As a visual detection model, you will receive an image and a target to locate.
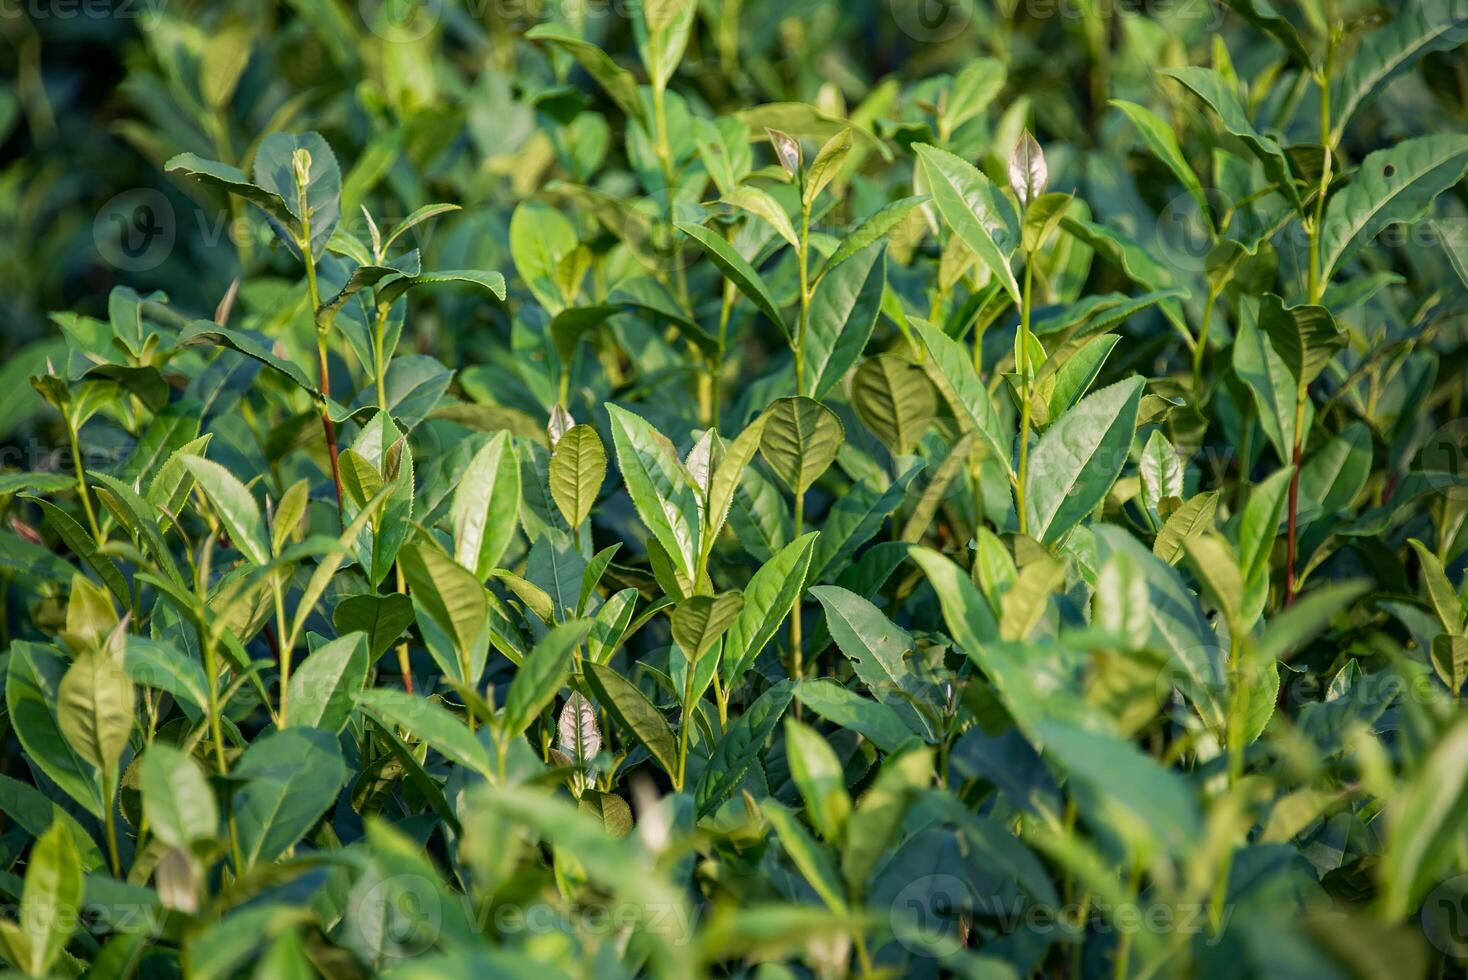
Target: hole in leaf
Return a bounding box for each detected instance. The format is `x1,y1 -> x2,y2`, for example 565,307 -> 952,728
1383,164 -> 1397,178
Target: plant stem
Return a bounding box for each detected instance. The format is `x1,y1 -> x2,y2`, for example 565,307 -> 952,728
373,302 -> 390,412
711,272 -> 735,431
301,221 -> 345,530
1192,284 -> 1220,398
395,563 -> 414,694
102,770 -> 121,877
66,418 -> 104,545
651,82 -> 688,306
794,197 -> 812,397
1014,255 -> 1035,536
1285,393 -> 1306,606
675,661 -> 696,790
789,491 -> 805,693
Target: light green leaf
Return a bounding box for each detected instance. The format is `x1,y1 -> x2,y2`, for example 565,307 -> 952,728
451,431 -> 521,579
759,396 -> 843,496
607,404 -> 703,581
1025,377 -> 1144,544
914,143 -> 1021,302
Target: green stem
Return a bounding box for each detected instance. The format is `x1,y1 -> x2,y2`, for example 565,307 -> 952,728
711,276 -> 735,431
67,418 -> 104,545
301,215 -> 345,529
651,82 -> 688,306
789,491 -> 805,692
794,198 -> 812,397
102,769 -> 121,877
675,661 -> 696,790
1192,284 -> 1221,400
1306,40 -> 1335,304
1014,255 -> 1035,535
1285,392 -> 1306,606
373,303 -> 390,412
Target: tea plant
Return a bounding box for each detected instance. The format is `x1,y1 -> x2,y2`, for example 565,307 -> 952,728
3,0 -> 1468,976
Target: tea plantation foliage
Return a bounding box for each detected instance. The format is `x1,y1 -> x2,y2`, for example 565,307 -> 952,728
4,0 -> 1468,976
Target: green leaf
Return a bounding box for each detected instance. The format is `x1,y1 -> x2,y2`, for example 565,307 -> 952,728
707,414 -> 769,546
785,719 -> 852,846
1409,539 -> 1465,636
503,620 -> 589,737
1239,466 -> 1294,624
723,532 -> 819,688
1162,67 -> 1301,209
399,542 -> 488,678
1233,302 -> 1307,463
1431,634 -> 1468,694
57,650 -> 134,774
525,25 -> 649,127
1110,99 -> 1211,226
803,244 -> 886,400
1257,294 -> 1343,390
286,633 -> 368,733
354,688 -> 494,777
253,131 -> 342,257
817,196 -> 928,281
375,269 -> 506,309
795,678 -> 915,753
582,661 -> 678,778
1298,423 -> 1372,523
550,424 -> 606,530
804,128 -> 854,206
671,591 -> 744,662
1153,491 -> 1221,564
696,681 -> 793,817
677,220 -> 789,339
1024,377 -> 1144,544
724,185 -> 798,249
913,143 -> 1021,302
25,496 -> 129,606
332,593 -> 415,662
1331,0 -> 1468,140
1380,715 -> 1468,918
180,455 -> 270,564
178,322 -> 322,398
607,404 -> 703,582
451,431 -> 521,579
1035,716 -> 1200,856
232,728 -> 348,868
510,201 -> 580,314
761,799 -> 847,911
164,153 -> 292,226
1092,526 -> 1226,727
1183,535 -> 1245,627
1320,134 -> 1468,280
911,318 -> 1012,473
851,354 -> 938,456
841,747 -> 932,894
18,822 -> 83,977
759,396 -> 843,496
140,744 -> 218,849
1219,0 -> 1312,65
